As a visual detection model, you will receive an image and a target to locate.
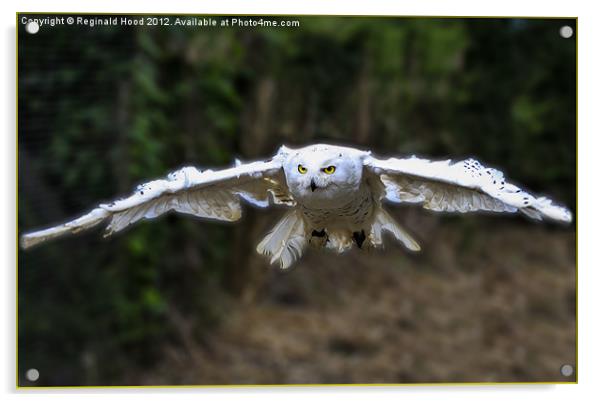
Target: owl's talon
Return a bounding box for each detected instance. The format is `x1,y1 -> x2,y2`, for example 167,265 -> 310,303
310,229 -> 329,247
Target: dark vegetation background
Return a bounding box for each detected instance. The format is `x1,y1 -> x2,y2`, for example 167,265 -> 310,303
17,16 -> 576,386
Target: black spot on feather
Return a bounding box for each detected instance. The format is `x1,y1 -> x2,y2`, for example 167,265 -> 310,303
312,229 -> 326,238
353,230 -> 366,249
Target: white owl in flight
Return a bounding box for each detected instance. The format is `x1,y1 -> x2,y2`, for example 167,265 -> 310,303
21,144 -> 572,269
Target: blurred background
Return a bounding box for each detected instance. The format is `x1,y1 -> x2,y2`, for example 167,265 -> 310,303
18,15 -> 576,386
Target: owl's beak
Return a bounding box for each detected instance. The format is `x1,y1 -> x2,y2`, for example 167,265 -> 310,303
310,179 -> 317,192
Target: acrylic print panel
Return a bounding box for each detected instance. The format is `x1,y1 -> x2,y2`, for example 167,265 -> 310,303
17,14 -> 576,387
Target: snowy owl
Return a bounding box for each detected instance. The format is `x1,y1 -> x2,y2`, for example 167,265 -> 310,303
20,144 -> 572,269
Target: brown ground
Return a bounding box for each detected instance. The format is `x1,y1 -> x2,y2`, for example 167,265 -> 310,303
130,214 -> 576,385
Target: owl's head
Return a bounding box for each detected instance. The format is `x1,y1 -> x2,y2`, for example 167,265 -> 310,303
279,144 -> 370,208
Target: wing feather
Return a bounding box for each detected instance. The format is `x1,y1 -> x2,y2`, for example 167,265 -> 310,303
364,156 -> 571,223
21,159 -> 291,249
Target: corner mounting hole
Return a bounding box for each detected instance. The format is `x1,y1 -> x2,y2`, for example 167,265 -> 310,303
559,25 -> 573,39
26,21 -> 40,34
26,368 -> 39,382
560,364 -> 574,377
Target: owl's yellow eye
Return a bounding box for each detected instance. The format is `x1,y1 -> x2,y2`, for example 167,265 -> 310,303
322,166 -> 336,174
297,164 -> 307,174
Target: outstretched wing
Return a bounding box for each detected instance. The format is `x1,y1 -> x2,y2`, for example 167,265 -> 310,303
21,158 -> 293,249
364,155 -> 572,223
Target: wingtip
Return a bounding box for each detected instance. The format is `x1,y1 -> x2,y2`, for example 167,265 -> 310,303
561,210 -> 573,224
546,205 -> 573,224
19,235 -> 31,250
533,197 -> 573,224
19,234 -> 40,250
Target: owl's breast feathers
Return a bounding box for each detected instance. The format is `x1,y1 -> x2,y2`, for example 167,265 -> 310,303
299,184 -> 375,230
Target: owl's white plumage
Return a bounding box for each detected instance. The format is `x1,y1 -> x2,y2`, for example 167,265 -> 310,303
21,144 -> 572,269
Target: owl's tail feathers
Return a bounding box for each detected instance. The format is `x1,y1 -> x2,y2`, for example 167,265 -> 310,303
256,210 -> 307,269
370,207 -> 421,252
20,208 -> 110,249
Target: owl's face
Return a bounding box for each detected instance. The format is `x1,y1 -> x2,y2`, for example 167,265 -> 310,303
281,144 -> 367,208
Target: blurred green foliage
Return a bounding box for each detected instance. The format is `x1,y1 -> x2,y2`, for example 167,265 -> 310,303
18,16 -> 575,385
